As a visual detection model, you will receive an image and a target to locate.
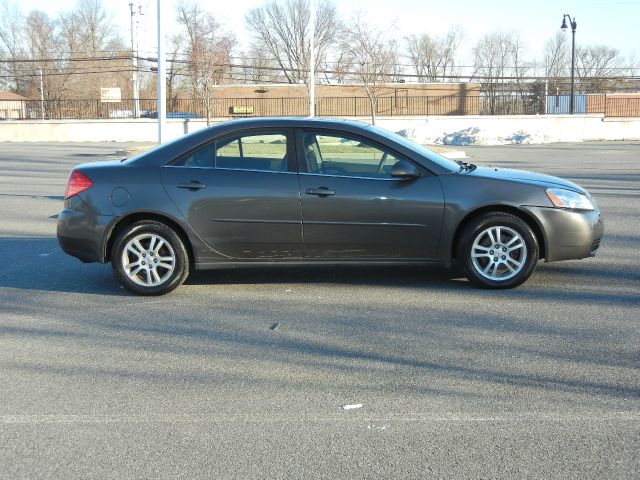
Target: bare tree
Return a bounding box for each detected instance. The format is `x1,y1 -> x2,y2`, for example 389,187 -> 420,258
575,44 -> 624,93
59,0 -> 122,54
329,48 -> 353,84
0,0 -> 25,92
472,30 -> 531,114
543,32 -> 569,93
57,0 -> 128,101
341,16 -> 397,125
239,46 -> 284,84
628,50 -> 640,78
166,34 -> 185,111
406,26 -> 463,82
511,34 -> 531,98
245,0 -> 341,86
23,10 -> 71,105
176,0 -> 235,125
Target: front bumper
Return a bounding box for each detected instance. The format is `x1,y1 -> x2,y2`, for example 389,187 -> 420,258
523,206 -> 604,262
57,195 -> 116,263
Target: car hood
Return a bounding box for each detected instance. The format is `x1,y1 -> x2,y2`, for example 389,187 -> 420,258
465,166 -> 587,194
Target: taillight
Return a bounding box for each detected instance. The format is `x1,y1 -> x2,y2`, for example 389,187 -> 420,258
64,170 -> 93,199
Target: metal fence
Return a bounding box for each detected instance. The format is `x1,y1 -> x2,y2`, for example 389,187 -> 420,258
2,94 -> 638,120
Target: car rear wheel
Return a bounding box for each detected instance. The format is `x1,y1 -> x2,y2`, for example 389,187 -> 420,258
111,221 -> 189,295
458,213 -> 538,289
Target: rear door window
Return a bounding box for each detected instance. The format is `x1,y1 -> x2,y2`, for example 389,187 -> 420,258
216,133 -> 288,172
172,131 -> 288,172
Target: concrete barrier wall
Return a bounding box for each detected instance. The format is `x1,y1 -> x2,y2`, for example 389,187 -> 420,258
376,115 -> 640,145
0,115 -> 639,144
0,119 -> 208,143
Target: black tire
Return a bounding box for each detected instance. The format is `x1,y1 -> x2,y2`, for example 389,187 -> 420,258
457,213 -> 538,289
111,220 -> 189,295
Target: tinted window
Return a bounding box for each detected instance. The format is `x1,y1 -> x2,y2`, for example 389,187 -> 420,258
216,133 -> 287,172
365,123 -> 459,172
302,132 -> 398,178
173,132 -> 288,172
174,142 -> 215,168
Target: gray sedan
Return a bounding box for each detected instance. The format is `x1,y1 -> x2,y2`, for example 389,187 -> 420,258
57,118 -> 604,295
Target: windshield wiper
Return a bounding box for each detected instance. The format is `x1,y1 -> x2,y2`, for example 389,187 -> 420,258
456,160 -> 477,172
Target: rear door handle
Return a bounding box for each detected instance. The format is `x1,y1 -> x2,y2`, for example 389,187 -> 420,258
305,187 -> 335,197
177,181 -> 206,191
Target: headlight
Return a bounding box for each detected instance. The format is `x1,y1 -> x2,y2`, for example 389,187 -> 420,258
546,188 -> 595,211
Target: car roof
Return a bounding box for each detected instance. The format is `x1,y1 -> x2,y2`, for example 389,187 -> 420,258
210,116 -> 374,132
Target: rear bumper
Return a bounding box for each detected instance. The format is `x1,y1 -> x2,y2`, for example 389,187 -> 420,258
523,206 -> 604,262
57,196 -> 116,263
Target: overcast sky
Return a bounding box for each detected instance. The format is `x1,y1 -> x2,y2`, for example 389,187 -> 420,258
15,0 -> 640,63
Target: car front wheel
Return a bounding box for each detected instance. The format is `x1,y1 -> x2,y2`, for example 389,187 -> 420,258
458,213 -> 539,289
111,220 -> 189,295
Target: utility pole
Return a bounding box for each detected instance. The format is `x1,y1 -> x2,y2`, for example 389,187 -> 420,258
308,0 -> 316,117
129,2 -> 142,119
39,68 -> 45,120
157,0 -> 166,143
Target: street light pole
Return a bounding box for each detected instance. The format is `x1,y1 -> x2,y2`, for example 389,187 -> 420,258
561,14 -> 577,114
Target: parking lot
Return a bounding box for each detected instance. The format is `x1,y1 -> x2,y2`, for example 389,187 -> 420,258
1,140 -> 639,478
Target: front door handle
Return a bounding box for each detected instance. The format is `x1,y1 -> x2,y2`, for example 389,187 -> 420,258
177,181 -> 206,191
305,187 -> 335,197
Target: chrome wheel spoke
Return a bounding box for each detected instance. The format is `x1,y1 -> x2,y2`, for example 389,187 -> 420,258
153,238 -> 166,255
132,265 -> 144,275
494,227 -> 502,244
487,262 -> 498,278
472,245 -> 491,258
506,257 -> 522,269
504,261 -> 517,273
133,239 -> 146,254
482,261 -> 493,274
506,236 -> 519,246
507,242 -> 524,252
147,234 -> 158,253
125,261 -> 140,270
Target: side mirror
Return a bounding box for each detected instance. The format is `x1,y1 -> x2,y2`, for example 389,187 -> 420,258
390,160 -> 421,179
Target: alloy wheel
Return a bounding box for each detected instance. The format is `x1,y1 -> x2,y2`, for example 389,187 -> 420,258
470,226 -> 527,281
121,233 -> 176,287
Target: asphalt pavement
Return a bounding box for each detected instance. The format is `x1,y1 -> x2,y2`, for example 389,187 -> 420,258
0,140 -> 639,479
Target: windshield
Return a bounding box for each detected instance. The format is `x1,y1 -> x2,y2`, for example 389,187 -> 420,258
365,124 -> 460,172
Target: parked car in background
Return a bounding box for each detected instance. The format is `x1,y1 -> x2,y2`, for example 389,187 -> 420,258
141,111 -> 201,119
107,109 -> 133,119
57,117 -> 604,295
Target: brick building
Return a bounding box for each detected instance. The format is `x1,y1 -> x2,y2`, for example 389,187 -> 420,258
0,91 -> 28,119
207,82 -> 481,117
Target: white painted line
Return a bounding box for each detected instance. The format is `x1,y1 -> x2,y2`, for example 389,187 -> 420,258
341,404 -> 363,411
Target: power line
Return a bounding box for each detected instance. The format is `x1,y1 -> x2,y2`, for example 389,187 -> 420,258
0,55 -> 132,64
2,53 -> 636,74
0,69 -> 135,79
